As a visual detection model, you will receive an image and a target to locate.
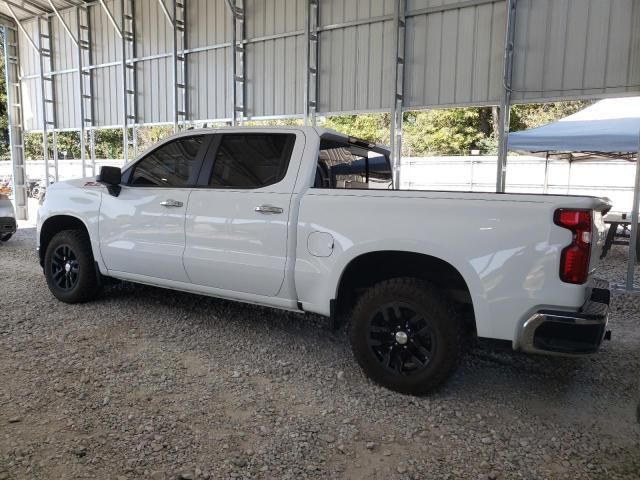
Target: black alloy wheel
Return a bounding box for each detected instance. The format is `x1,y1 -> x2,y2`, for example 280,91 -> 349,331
349,278 -> 463,395
367,302 -> 436,375
50,244 -> 80,291
44,229 -> 101,303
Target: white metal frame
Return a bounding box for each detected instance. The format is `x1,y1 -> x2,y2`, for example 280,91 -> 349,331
496,0 -> 516,193
390,0 -> 407,190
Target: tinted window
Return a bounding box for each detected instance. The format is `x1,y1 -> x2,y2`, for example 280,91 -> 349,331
315,142 -> 392,189
209,134 -> 295,188
130,136 -> 206,187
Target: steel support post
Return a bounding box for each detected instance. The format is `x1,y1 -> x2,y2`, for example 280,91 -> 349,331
626,131 -> 640,290
120,0 -> 128,162
304,0 -> 319,126
543,152 -> 549,193
52,130 -> 58,180
162,0 -> 186,132
36,15 -> 56,185
390,0 -> 406,190
229,0 -> 245,125
3,24 -> 28,219
117,0 -> 136,162
89,128 -> 96,170
75,5 -> 92,176
172,0 -> 178,131
496,0 -> 517,193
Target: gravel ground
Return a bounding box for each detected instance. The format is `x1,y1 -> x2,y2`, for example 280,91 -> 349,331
1,227 -> 639,480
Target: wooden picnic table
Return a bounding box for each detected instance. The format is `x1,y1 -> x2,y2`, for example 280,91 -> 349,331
601,212 -> 640,261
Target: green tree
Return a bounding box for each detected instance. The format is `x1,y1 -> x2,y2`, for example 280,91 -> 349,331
321,114 -> 391,145
403,108 -> 494,156
94,128 -> 124,159
509,101 -> 592,131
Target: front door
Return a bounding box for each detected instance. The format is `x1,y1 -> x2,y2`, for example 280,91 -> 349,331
99,134 -> 210,282
184,131 -> 300,296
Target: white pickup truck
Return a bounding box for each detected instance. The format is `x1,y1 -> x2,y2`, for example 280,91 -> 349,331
37,127 -> 612,394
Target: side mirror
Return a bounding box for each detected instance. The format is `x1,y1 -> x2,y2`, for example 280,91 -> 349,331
97,166 -> 122,197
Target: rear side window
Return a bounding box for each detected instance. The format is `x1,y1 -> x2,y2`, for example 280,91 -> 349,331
130,135 -> 206,187
209,134 -> 295,188
315,141 -> 392,189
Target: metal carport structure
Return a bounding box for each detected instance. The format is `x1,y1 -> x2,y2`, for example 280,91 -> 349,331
0,0 -> 639,220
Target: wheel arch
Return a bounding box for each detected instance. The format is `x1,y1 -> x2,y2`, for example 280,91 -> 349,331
333,250 -> 478,334
39,214 -> 92,267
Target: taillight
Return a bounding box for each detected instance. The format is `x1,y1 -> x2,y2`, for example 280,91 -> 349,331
554,209 -> 592,284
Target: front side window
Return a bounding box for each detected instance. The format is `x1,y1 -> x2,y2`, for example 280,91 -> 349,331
209,133 -> 295,188
315,140 -> 392,189
130,135 -> 206,187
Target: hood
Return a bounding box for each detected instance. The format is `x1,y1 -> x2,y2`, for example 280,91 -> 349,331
48,177 -> 106,191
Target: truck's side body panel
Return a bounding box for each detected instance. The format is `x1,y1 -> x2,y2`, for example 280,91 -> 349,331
37,180 -> 105,271
183,129 -> 308,298
295,188 -> 607,342
99,186 -> 192,282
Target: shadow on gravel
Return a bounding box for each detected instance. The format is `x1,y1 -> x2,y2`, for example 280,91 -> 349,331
95,281 -> 636,421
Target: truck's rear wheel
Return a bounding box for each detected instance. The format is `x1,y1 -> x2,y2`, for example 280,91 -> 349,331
44,230 -> 101,303
349,278 -> 462,395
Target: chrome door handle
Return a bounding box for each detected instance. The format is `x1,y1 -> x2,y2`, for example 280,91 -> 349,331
160,199 -> 183,207
255,205 -> 284,214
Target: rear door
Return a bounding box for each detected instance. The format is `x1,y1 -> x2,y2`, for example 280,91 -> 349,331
184,131 -> 302,296
99,134 -> 210,282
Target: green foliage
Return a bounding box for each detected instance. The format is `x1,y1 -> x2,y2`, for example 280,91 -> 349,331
510,101 -> 592,131
246,118 -> 305,127
94,128 -> 124,159
136,125 -> 174,155
24,132 -> 43,159
403,108 -> 495,156
321,114 -> 391,145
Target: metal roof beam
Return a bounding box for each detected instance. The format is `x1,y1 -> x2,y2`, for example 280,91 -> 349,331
59,0 -> 86,7
46,0 -> 78,45
2,0 -> 47,17
97,0 -> 122,37
17,0 -> 51,14
155,0 -> 173,25
3,2 -> 39,52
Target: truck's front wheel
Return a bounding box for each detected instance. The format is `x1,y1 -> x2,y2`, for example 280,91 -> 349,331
44,230 -> 101,303
349,278 -> 462,395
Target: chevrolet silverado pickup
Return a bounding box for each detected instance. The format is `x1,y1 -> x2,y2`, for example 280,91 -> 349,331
37,127 -> 612,394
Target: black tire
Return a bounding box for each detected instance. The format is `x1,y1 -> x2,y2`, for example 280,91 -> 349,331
0,233 -> 12,242
349,277 -> 462,395
44,229 -> 101,303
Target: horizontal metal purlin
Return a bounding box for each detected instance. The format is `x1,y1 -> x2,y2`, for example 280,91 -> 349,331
243,30 -> 304,44
319,15 -> 393,32
316,0 -> 501,33
407,0 -> 502,17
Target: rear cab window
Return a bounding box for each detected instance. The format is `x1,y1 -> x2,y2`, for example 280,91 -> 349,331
314,134 -> 392,189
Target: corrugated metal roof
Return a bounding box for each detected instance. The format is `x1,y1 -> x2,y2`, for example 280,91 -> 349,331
0,0 -> 84,22
6,0 -> 640,132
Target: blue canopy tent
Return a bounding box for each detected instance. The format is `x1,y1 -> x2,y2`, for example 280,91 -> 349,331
509,97 -> 640,290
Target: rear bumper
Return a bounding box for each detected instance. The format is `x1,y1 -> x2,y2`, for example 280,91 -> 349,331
0,217 -> 16,235
520,282 -> 610,355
